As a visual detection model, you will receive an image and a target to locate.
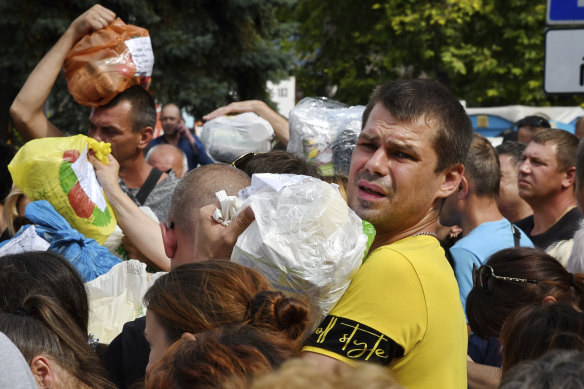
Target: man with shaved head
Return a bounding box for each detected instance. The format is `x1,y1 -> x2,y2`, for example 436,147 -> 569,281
147,103 -> 214,171
160,164 -> 251,267
146,144 -> 188,178
102,163 -> 251,388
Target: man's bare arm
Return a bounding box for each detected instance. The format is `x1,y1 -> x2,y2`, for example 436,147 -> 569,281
90,153 -> 171,272
10,5 -> 116,141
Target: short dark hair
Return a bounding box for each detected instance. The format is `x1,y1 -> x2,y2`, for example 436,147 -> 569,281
516,116 -> 551,129
102,85 -> 156,133
236,151 -> 321,178
465,133 -> 500,197
495,141 -> 527,169
168,164 -> 251,238
532,128 -> 579,172
362,79 -> 473,173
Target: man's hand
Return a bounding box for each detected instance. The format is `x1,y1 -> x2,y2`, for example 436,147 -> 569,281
68,4 -> 116,42
193,204 -> 255,260
203,100 -> 264,121
88,152 -> 121,196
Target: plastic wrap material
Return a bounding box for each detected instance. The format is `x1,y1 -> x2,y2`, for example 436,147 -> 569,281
64,18 -> 153,107
231,174 -> 371,322
287,97 -> 364,175
201,112 -> 274,163
8,135 -> 116,245
86,260 -> 165,343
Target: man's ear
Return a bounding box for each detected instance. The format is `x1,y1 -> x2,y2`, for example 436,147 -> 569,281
457,175 -> 470,200
436,163 -> 465,199
160,221 -> 177,259
30,355 -> 54,389
562,166 -> 576,189
542,295 -> 558,304
137,126 -> 154,150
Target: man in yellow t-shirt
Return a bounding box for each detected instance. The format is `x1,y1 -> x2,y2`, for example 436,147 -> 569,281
303,79 -> 472,389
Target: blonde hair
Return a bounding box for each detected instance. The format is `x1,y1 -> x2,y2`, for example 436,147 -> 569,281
250,358 -> 402,389
3,186 -> 27,236
322,174 -> 348,204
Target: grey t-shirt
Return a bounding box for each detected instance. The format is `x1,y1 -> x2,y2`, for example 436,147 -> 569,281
0,331 -> 37,388
119,171 -> 179,223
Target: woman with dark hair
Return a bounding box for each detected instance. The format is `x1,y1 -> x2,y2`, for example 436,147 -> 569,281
0,294 -> 114,389
0,251 -> 89,333
145,324 -> 300,389
142,260 -> 309,371
501,303 -> 584,374
466,246 -> 584,340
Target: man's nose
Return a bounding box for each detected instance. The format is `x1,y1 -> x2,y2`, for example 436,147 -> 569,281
89,128 -> 104,142
518,159 -> 530,174
363,148 -> 389,176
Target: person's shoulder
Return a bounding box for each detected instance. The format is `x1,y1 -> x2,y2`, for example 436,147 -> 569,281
155,170 -> 180,188
122,315 -> 146,332
149,136 -> 165,146
563,207 -> 583,223
371,237 -> 447,270
515,214 -> 534,233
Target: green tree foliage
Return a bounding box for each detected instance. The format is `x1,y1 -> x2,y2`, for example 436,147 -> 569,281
291,0 -> 582,107
0,0 -> 294,141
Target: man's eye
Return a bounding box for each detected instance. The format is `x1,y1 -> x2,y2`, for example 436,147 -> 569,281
358,142 -> 375,149
394,151 -> 413,160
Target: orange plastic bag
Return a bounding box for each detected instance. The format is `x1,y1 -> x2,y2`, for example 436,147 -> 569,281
64,18 -> 154,107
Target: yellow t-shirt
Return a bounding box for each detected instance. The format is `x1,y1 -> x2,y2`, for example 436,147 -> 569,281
303,235 -> 467,389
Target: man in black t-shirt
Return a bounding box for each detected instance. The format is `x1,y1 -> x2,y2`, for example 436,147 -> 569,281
515,129 -> 582,257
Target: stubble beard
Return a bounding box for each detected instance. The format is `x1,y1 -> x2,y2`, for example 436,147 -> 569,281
348,178 -> 396,233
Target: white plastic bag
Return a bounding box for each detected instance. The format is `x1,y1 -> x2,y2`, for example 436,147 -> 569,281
231,174 -> 369,323
287,97 -> 364,175
85,260 -> 165,343
201,112 -> 274,163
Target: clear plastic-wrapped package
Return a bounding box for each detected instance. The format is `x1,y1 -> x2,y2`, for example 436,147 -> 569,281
231,174 -> 375,324
287,97 -> 364,175
64,18 -> 154,107
201,112 -> 274,163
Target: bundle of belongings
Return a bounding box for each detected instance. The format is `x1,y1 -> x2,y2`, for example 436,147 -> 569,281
287,97 -> 365,176
3,135 -> 120,281
213,173 -> 376,325
64,17 -> 154,107
201,113 -> 275,163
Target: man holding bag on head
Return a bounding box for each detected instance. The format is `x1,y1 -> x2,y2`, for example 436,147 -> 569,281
10,5 -> 177,223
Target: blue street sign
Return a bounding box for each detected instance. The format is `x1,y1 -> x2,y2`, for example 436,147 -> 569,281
547,0 -> 584,25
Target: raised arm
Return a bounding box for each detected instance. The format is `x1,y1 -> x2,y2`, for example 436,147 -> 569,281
10,5 -> 116,141
203,100 -> 290,146
90,153 -> 171,272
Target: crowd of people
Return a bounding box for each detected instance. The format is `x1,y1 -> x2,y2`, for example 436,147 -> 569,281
3,4 -> 584,389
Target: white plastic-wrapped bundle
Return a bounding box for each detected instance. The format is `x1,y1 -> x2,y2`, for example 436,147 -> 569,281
231,173 -> 371,323
201,112 -> 274,163
287,97 -> 364,175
